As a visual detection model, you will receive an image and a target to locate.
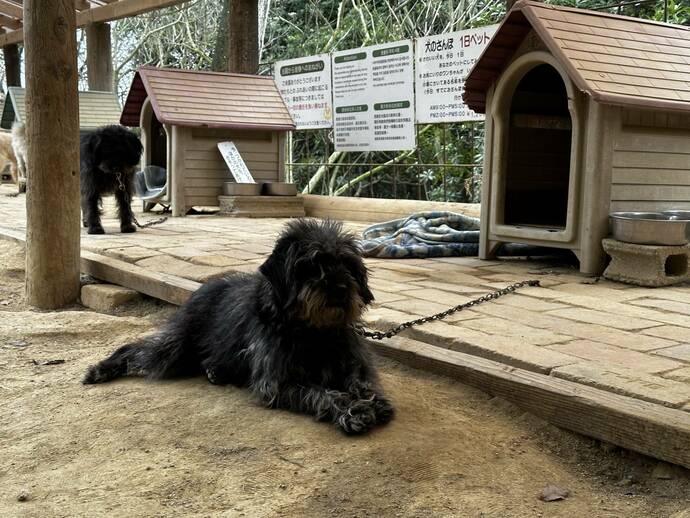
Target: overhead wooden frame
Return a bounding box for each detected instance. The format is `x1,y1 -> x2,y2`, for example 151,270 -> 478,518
0,0 -> 191,47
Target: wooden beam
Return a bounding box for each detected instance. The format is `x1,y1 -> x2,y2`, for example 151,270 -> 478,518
0,0 -> 23,19
0,13 -> 21,29
3,41 -> 20,86
371,335 -> 690,469
85,21 -> 112,91
81,251 -> 200,305
24,0 -> 81,308
0,0 -> 191,46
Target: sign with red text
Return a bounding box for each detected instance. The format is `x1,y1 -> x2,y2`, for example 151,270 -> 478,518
415,25 -> 499,123
275,54 -> 333,129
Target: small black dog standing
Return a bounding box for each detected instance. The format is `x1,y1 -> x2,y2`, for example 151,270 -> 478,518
80,125 -> 143,234
84,220 -> 395,435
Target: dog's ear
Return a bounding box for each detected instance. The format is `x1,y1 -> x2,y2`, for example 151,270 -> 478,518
81,133 -> 102,170
352,257 -> 374,305
259,239 -> 299,308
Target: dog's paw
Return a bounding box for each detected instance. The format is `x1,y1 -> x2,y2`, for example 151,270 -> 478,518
82,365 -> 106,384
337,400 -> 377,435
372,395 -> 395,425
87,225 -> 105,235
120,223 -> 137,233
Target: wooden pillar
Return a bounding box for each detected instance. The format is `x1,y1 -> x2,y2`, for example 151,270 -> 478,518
24,0 -> 81,309
3,43 -> 21,87
228,0 -> 259,74
86,22 -> 113,91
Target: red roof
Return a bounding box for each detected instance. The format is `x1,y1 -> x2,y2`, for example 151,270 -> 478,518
464,1 -> 690,114
120,66 -> 295,131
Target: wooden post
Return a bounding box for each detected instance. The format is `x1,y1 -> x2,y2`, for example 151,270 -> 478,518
228,0 -> 259,74
86,22 -> 113,91
3,43 -> 21,87
24,0 -> 81,309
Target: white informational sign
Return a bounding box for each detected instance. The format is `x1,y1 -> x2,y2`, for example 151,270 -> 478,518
332,40 -> 415,152
415,25 -> 499,123
274,54 -> 333,130
217,141 -> 255,184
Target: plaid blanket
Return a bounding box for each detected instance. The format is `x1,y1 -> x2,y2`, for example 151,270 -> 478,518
359,211 -> 543,258
359,211 -> 481,258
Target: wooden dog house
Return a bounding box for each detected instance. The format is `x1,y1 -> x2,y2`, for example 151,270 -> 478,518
120,66 -> 295,216
464,1 -> 690,274
1,87 -> 122,134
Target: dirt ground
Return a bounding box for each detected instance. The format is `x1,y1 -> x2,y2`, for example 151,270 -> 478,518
1,240 -> 689,518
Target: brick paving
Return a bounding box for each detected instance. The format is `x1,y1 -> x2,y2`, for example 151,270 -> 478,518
1,185 -> 689,412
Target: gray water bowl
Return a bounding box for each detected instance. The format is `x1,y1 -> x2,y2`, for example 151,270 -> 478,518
222,182 -> 262,196
262,182 -> 297,196
610,211 -> 690,246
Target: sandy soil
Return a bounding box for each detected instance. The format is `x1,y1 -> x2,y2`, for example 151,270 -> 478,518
1,240 -> 688,517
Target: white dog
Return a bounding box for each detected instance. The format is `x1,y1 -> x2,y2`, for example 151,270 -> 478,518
11,122 -> 26,192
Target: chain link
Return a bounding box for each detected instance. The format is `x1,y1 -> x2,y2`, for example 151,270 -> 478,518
115,170 -> 168,229
355,279 -> 540,340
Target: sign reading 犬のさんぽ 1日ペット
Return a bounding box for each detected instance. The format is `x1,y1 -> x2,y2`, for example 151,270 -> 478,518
274,54 -> 333,130
332,40 -> 416,152
415,25 -> 499,123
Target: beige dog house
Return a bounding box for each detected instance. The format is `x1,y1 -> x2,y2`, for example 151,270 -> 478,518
120,66 -> 295,216
1,87 -> 121,133
464,1 -> 690,274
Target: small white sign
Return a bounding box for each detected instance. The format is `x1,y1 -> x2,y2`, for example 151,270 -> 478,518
332,40 -> 415,152
415,25 -> 499,123
217,141 -> 255,184
275,54 -> 333,130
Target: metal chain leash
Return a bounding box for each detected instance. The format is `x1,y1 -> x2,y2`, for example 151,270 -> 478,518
116,171 -> 168,229
355,279 -> 541,340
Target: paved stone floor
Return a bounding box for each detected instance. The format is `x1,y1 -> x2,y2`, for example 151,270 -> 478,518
1,185 -> 689,413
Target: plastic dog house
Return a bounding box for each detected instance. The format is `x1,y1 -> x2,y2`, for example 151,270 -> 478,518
464,1 -> 690,274
120,67 -> 295,216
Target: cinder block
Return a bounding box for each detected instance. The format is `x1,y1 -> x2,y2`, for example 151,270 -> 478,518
602,238 -> 690,287
81,283 -> 141,311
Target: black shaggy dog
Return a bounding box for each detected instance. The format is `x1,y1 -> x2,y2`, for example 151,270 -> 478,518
80,125 -> 143,234
83,220 -> 395,435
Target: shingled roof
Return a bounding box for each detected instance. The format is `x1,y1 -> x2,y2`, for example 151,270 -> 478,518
120,67 -> 295,131
1,87 -> 121,130
464,1 -> 690,114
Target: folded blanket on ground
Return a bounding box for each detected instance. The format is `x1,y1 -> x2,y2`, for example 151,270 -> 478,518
359,211 -> 543,258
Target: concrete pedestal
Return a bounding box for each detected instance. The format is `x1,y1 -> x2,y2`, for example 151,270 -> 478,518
602,238 -> 690,287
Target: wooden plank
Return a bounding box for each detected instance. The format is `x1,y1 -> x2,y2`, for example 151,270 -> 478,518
613,150 -> 690,169
0,227 -> 200,306
611,184 -> 690,201
0,1 -> 23,19
370,335 -> 690,469
81,251 -> 200,306
612,168 -> 690,185
302,195 -> 481,222
615,128 -> 690,153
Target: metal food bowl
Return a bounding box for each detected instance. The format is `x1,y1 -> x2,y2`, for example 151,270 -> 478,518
221,182 -> 262,196
662,210 -> 690,221
262,182 -> 297,196
610,211 -> 690,246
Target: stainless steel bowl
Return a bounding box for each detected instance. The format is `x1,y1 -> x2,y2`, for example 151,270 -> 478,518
221,182 -> 262,196
262,182 -> 297,196
610,211 -> 690,245
662,210 -> 690,221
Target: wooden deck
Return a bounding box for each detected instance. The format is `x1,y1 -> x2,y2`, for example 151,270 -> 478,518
1,185 -> 689,468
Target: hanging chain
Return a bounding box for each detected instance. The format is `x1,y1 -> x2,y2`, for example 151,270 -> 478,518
115,171 -> 168,229
355,279 -> 540,340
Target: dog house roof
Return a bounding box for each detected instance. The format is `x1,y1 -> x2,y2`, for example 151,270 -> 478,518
0,87 -> 121,130
464,1 -> 690,114
120,66 -> 296,131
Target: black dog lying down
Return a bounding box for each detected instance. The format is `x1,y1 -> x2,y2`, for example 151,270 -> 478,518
84,220 -> 395,435
80,125 -> 143,234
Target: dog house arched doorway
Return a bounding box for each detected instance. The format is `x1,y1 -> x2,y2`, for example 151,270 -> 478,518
487,51 -> 582,249
505,63 -> 572,228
